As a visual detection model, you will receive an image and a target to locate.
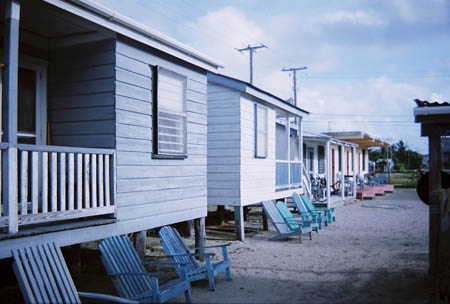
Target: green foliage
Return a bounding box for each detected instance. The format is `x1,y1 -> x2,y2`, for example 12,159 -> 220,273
394,162 -> 405,170
370,140 -> 423,171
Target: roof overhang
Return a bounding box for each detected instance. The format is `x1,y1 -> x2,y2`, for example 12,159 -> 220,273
303,131 -> 358,147
323,131 -> 389,148
208,72 -> 309,118
42,0 -> 224,71
414,106 -> 450,137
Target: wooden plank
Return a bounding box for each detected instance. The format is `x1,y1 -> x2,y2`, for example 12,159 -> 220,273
67,153 -> 74,211
49,106 -> 115,122
41,152 -> 48,213
51,135 -> 115,149
31,152 -> 38,214
58,153 -> 66,211
98,155 -> 104,207
194,217 -> 206,260
50,120 -> 114,136
91,154 -> 97,208
50,152 -> 57,212
115,95 -> 151,115
83,154 -> 90,208
17,144 -> 115,155
49,92 -> 115,110
104,155 -> 110,207
0,206 -> 116,228
75,154 -> 82,209
19,150 -> 28,215
116,123 -> 151,141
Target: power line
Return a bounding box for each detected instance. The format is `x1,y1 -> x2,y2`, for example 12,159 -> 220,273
281,66 -> 307,106
236,44 -> 268,84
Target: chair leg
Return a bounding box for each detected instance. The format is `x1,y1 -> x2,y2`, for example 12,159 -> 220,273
309,231 -> 312,240
207,274 -> 216,291
184,288 -> 192,304
226,266 -> 232,281
205,256 -> 216,291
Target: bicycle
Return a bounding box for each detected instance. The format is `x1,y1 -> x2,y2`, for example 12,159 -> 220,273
310,175 -> 328,203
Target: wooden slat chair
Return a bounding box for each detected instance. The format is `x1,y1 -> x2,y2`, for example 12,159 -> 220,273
158,226 -> 232,292
292,192 -> 327,229
301,194 -> 336,223
261,200 -> 312,243
12,242 -> 137,304
99,235 -> 192,304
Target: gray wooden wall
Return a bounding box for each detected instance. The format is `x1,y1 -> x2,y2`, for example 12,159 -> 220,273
207,83 -> 241,206
48,40 -> 116,148
114,38 -> 208,229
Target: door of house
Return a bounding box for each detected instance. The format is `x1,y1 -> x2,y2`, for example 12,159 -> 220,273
307,147 -> 314,175
17,62 -> 47,145
331,148 -> 335,184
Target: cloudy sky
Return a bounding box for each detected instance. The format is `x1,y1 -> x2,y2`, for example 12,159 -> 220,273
96,0 -> 450,153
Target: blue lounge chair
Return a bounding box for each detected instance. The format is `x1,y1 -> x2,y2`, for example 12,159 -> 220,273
158,226 -> 232,292
261,200 -> 313,243
301,194 -> 336,223
12,242 -> 137,304
292,192 -> 328,229
99,235 -> 192,303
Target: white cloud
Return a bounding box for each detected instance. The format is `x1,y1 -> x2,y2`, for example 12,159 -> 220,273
323,9 -> 386,27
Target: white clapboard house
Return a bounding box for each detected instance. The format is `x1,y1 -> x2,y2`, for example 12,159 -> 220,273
207,72 -> 309,240
0,0 -> 222,258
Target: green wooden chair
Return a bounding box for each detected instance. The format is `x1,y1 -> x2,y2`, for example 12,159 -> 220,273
261,200 -> 313,243
301,194 -> 336,223
292,192 -> 327,229
99,235 -> 192,303
12,242 -> 137,304
158,226 -> 232,292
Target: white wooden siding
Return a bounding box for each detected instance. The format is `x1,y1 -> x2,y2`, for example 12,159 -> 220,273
114,38 -> 207,224
207,83 -> 241,206
240,96 -> 276,206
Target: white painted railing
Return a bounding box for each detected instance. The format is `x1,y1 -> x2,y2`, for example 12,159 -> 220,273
301,163 -> 312,200
0,144 -> 116,228
275,160 -> 302,190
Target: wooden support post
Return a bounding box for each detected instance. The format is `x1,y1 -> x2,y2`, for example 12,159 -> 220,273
70,244 -> 82,276
286,114 -> 291,188
428,136 -> 442,280
194,217 -> 206,261
352,146 -> 357,199
340,145 -> 345,201
3,0 -> 20,234
134,230 -> 147,260
234,206 -> 245,241
325,140 -> 331,208
186,220 -> 194,237
262,205 -> 268,231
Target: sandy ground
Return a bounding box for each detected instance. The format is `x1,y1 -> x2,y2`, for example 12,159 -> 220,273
0,189 -> 430,303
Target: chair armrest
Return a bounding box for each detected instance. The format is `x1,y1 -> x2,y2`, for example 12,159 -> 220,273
108,271 -> 161,277
190,243 -> 231,250
166,252 -> 216,257
143,261 -> 188,266
78,292 -> 139,304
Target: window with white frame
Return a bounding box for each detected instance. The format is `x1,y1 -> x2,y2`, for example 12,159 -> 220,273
254,104 -> 268,158
153,66 -> 187,158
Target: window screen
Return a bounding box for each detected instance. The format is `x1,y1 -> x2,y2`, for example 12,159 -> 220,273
255,104 -> 268,158
153,67 -> 187,157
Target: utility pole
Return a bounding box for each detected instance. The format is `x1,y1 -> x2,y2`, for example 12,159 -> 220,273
236,44 -> 267,84
282,67 -> 307,106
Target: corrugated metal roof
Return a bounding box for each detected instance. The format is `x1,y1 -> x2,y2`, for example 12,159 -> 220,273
415,99 -> 450,107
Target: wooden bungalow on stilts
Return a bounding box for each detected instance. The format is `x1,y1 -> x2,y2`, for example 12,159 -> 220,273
414,99 -> 450,301
0,0 -> 222,259
207,72 -> 309,241
302,131 -> 358,206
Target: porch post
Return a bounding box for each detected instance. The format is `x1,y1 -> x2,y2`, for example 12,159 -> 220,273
325,140 -> 330,208
194,217 -> 206,260
428,136 -> 441,278
3,0 -> 20,234
234,206 -> 245,241
298,116 -> 303,189
340,145 -> 345,201
352,146 -> 357,199
286,114 -> 290,188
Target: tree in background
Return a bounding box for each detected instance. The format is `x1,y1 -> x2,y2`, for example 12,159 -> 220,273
369,140 -> 422,171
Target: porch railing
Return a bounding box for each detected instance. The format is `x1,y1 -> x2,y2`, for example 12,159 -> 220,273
0,144 -> 116,229
275,160 -> 302,190
301,163 -> 311,200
